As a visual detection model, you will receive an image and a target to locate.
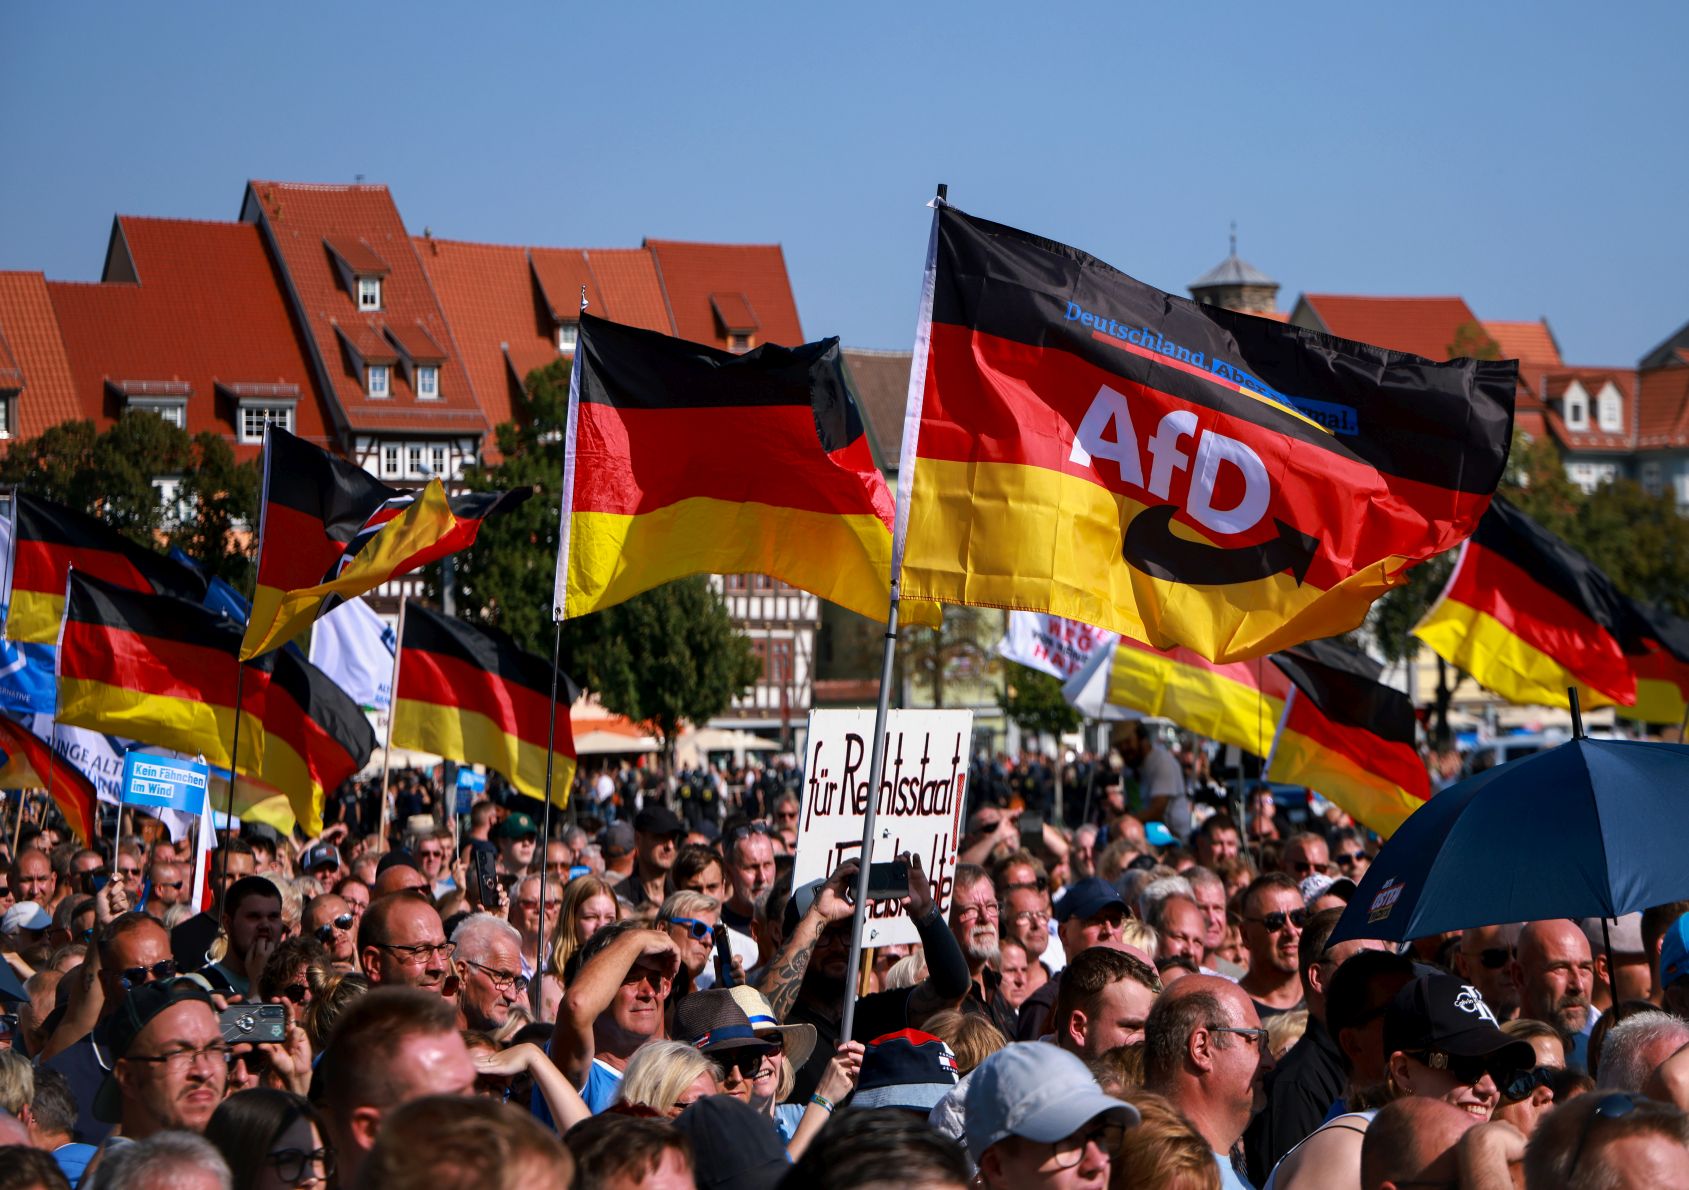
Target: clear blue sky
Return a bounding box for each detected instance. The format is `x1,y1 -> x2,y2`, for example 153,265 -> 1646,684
3,2 -> 1684,364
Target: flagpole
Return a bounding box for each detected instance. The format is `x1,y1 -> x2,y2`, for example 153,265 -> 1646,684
219,661 -> 247,890
533,618 -> 565,1016
841,182 -> 946,1044
378,599 -> 408,853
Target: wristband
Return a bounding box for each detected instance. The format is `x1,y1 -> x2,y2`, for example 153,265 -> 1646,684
809,1092 -> 835,1114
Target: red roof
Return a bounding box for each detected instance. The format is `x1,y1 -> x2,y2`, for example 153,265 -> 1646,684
243,182 -> 486,439
1294,295 -> 1494,362
710,292 -> 759,334
529,250 -> 599,322
0,272 -> 83,442
43,217 -> 332,457
1534,368 -> 1636,452
323,236 -> 391,277
1638,365 -> 1689,447
387,322 -> 446,364
646,240 -> 803,349
1481,319 -> 1562,371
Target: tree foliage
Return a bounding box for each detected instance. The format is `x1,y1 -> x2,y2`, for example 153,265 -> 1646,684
445,360 -> 759,757
1000,664 -> 1082,741
0,415 -> 259,588
897,604 -> 999,709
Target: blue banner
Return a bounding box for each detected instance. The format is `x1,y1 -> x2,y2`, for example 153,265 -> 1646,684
0,640 -> 57,716
121,751 -> 208,816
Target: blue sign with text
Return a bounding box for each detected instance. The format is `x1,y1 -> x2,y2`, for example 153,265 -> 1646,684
121,752 -> 208,816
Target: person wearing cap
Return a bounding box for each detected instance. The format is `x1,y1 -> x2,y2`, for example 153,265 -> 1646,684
601,821 -> 637,881
725,983 -> 818,1141
1,899 -> 50,944
967,1040 -> 1137,1190
1144,974 -> 1274,1190
1382,973 -> 1534,1124
622,804 -> 687,911
674,1093 -> 790,1190
1512,918 -> 1600,1072
1582,913 -> 1653,1011
493,811 -> 539,878
1237,873 -> 1308,1022
674,988 -> 777,1106
199,875 -> 284,997
1299,873 -> 1356,916
852,1028 -> 960,1116
1016,876 -> 1133,1043
1657,913 -> 1689,1019
96,977 -> 227,1139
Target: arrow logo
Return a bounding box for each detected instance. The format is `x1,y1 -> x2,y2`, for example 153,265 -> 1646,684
1123,505 -> 1320,587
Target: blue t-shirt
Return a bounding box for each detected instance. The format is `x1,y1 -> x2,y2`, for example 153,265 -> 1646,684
583,1059 -> 623,1114
1215,1149 -> 1255,1190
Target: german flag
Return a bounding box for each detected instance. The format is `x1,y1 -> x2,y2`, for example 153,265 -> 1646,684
392,601 -> 575,806
896,204 -> 1516,663
4,491 -> 206,645
1621,599 -> 1689,725
1413,497 -> 1636,709
57,572 -> 373,833
557,312 -> 933,626
1266,640 -> 1428,838
242,427 -> 528,660
1083,633 -> 1289,758
0,714 -> 98,844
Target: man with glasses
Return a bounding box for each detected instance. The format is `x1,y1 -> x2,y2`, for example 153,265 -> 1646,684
1454,923 -> 1522,1022
1522,1089 -> 1689,1187
1144,975 -> 1276,1190
1238,874 -> 1309,1021
1279,833 -> 1331,881
358,893 -> 455,995
142,860 -> 189,923
770,792 -> 801,850
511,874 -> 562,981
1004,883 -> 1058,992
950,864 -> 1020,1036
94,977 -> 227,1139
1328,829 -> 1371,882
304,893 -> 357,967
657,890 -> 723,989
620,805 -> 687,911
968,1041 -> 1139,1190
451,913 -> 527,1033
415,830 -> 455,898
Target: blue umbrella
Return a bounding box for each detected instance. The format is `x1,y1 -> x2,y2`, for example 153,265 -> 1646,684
1329,734 -> 1689,947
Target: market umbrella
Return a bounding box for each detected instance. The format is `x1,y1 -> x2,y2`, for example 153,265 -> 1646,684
1329,734 -> 1689,949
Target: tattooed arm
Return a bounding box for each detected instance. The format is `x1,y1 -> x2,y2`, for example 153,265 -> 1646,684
759,860 -> 857,1023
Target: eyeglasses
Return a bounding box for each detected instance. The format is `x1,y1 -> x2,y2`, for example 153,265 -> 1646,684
464,958 -> 530,995
1012,910 -> 1051,927
265,1145 -> 337,1185
1473,947 -> 1512,970
664,916 -> 714,942
418,848 -> 443,860
275,982 -> 310,1005
1334,851 -> 1367,867
315,914 -> 355,941
126,1041 -> 230,1072
119,959 -> 178,990
372,940 -> 456,965
727,822 -> 775,846
1005,876 -> 1049,893
710,1048 -> 775,1079
1051,1119 -> 1127,1168
519,898 -> 562,912
1501,1064 -> 1556,1103
1211,1025 -> 1270,1049
774,808 -> 799,822
1246,908 -> 1309,933
1289,860 -> 1324,875
956,903 -> 1000,923
117,867 -> 142,879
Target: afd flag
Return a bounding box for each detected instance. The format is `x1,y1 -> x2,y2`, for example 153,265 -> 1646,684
308,597 -> 394,711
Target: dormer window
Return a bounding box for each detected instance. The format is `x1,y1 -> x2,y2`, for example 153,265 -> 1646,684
357,277 -> 382,311
1565,382 -> 1588,431
558,322 -> 579,354
113,381 -> 191,430
416,365 -> 439,400
1597,383 -> 1623,433
367,364 -> 390,399
728,333 -> 753,353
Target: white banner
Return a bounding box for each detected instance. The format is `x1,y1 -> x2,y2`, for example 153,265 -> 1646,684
998,611 -> 1117,681
309,597 -> 395,711
793,708 -> 971,947
1060,641 -> 1142,722
29,715 -> 199,841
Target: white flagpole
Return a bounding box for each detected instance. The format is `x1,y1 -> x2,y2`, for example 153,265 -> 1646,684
377,599 -> 409,851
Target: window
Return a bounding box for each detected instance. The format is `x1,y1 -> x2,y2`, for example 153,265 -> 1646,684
408,445 -> 425,477
1565,384 -> 1588,431
557,323 -> 579,353
381,443 -> 402,478
1643,461 -> 1664,496
238,403 -> 294,444
722,574 -> 749,592
1597,385 -> 1623,433
429,445 -> 448,477
416,365 -> 439,400
130,399 -> 187,428
357,277 -> 382,311
728,333 -> 752,353
0,395 -> 13,439
367,365 -> 390,399
152,477 -> 192,528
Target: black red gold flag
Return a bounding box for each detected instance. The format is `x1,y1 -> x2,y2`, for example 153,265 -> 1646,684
0,713 -> 98,844
895,203 -> 1516,662
1621,599 -> 1689,725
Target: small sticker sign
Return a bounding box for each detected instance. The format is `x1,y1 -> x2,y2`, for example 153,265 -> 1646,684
1368,877 -> 1405,923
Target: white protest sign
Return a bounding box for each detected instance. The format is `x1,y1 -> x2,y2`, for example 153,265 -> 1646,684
998,611 -> 1117,681
793,707 -> 972,947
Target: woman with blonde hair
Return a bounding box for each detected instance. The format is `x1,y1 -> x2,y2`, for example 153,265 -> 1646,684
1114,1091 -> 1221,1190
551,873 -> 622,977
921,1009 -> 1007,1076
614,1040 -> 721,1118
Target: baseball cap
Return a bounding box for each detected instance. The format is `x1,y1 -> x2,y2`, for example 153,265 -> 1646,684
1382,973 -> 1537,1072
854,1029 -> 960,1111
1144,821 -> 1176,847
781,877 -> 824,937
601,822 -> 635,856
674,1095 -> 788,1190
634,805 -> 685,837
1581,913 -> 1644,957
494,811 -> 538,841
1300,874 -> 1358,905
1659,915 -> 1689,988
964,1041 -> 1138,1163
1055,877 -> 1127,924
300,843 -> 340,873
93,976 -> 216,1122
1,901 -> 50,935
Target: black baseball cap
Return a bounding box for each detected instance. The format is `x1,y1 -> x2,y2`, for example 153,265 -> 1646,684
1055,877 -> 1126,924
300,843 -> 340,873
376,849 -> 421,875
1383,973 -> 1536,1071
634,805 -> 685,838
94,976 -> 215,1121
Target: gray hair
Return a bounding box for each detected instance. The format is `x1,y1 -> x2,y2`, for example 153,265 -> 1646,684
83,1129 -> 233,1189
450,912 -> 522,964
657,890 -> 720,922
1596,1010 -> 1689,1091
1138,874 -> 1196,924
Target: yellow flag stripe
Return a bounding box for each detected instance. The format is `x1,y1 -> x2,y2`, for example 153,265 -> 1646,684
393,697 -> 575,808
1266,727 -> 1423,838
1414,599 -> 1615,711
1107,646 -> 1283,758
57,676 -> 265,770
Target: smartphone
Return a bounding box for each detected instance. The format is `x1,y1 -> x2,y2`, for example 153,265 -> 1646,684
472,849 -> 500,909
712,924 -> 736,989
219,1004 -> 287,1045
1019,813 -> 1044,846
865,860 -> 910,901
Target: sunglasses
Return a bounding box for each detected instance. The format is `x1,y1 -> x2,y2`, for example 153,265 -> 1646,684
1334,851 -> 1367,867
710,1047 -> 775,1079
119,959 -> 179,990
154,882 -> 186,891
1407,1050 -> 1516,1087
1247,908 -> 1309,933
276,982 -> 309,1005
315,914 -> 355,941
665,916 -> 714,942
1501,1064 -> 1556,1103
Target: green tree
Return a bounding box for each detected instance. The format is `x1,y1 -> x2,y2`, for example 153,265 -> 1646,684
446,359 -> 759,765
1000,664 -> 1082,741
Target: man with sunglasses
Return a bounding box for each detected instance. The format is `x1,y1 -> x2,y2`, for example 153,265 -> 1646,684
451,913 -> 527,1033
551,922 -> 681,1113
142,860 -> 189,923
656,890 -> 722,988
303,893 -> 357,967
1522,1089 -> 1689,1187
1454,923 -> 1522,1022
1238,874 -> 1309,1021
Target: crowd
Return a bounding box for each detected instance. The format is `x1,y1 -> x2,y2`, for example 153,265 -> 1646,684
1,718 -> 1687,1188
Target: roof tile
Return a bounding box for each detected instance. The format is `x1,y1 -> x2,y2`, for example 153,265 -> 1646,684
0,271 -> 83,441
646,240 -> 803,349
1296,295 -> 1494,362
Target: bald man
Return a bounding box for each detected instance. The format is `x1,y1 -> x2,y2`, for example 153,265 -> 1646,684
1513,919 -> 1598,1070
359,895 -> 455,996
1359,1097 -> 1479,1190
